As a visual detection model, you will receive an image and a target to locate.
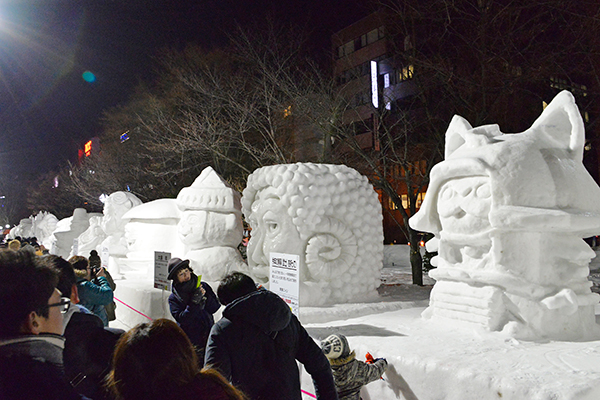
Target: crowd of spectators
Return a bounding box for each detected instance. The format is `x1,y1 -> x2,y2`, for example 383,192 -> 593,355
0,244 -> 340,399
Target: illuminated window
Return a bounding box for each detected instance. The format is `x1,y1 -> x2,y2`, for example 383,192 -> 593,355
399,65 -> 414,81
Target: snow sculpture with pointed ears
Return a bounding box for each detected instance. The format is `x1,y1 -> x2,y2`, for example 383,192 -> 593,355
410,90 -> 600,340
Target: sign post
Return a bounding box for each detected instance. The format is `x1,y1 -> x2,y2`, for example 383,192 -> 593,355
269,252 -> 300,317
154,251 -> 171,291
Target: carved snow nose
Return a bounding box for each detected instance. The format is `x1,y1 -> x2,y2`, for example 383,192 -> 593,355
248,236 -> 266,267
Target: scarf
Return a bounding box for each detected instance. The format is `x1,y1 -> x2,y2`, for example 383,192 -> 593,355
173,272 -> 200,305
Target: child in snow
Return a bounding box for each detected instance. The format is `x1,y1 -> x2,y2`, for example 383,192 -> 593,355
321,334 -> 388,400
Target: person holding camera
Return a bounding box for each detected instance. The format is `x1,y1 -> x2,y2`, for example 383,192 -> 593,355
89,250 -> 117,322
69,255 -> 114,326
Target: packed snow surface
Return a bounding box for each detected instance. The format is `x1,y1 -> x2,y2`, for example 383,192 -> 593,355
112,244 -> 600,400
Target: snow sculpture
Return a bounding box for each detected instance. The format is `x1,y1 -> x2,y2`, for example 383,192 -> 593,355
51,208 -> 92,259
242,163 -> 383,306
33,212 -> 59,249
99,191 -> 143,277
176,166 -> 247,281
410,90 -> 600,340
122,199 -> 184,279
74,215 -> 106,258
9,217 -> 34,239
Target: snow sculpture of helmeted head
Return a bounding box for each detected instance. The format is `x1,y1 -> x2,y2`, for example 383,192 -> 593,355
410,90 -> 600,340
242,163 -> 383,306
176,166 -> 247,281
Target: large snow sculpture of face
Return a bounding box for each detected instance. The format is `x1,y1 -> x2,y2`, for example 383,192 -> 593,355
247,187 -> 304,268
242,163 -> 384,305
410,90 -> 600,340
178,210 -> 241,249
176,166 -> 243,251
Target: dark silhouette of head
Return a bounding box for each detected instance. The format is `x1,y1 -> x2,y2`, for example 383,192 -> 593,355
0,250 -> 57,338
46,255 -> 76,300
107,319 -> 199,399
217,272 -> 257,306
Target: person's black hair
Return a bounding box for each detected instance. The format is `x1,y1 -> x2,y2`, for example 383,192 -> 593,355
46,255 -> 76,300
217,272 -> 257,306
0,250 -> 57,338
68,255 -> 89,271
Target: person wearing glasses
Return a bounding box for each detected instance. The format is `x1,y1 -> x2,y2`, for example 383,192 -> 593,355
0,249 -> 83,399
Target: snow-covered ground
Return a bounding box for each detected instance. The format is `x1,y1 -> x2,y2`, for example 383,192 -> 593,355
112,245 -> 600,400
297,245 -> 600,400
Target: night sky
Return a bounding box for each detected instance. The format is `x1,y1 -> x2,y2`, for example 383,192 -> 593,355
0,0 -> 370,180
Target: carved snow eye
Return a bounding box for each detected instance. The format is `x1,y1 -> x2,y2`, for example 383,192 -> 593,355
262,211 -> 279,235
440,186 -> 455,201
476,183 -> 491,199
186,214 -> 200,225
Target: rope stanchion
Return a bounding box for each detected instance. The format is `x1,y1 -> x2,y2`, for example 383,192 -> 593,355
114,297 -> 153,321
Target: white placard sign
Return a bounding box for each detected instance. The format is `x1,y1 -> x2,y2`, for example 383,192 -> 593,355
269,252 -> 300,317
100,246 -> 109,269
154,251 -> 171,290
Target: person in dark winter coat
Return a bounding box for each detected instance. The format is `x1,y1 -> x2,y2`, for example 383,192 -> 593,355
167,258 -> 220,362
48,254 -> 123,400
69,255 -> 114,326
0,250 -> 84,400
205,272 -> 338,400
106,318 -> 246,400
321,334 -> 388,400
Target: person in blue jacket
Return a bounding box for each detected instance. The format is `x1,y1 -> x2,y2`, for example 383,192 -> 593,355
205,272 -> 338,400
167,258 -> 220,364
69,255 -> 114,327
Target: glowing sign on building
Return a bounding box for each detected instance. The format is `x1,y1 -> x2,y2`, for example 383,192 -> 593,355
78,137 -> 100,162
371,61 -> 379,108
84,140 -> 92,157
120,130 -> 130,143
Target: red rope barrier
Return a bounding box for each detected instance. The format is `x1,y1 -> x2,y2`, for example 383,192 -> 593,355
301,389 -> 316,398
114,297 -> 153,321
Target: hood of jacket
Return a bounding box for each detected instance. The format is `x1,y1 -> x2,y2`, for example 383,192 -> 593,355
223,289 -> 291,334
330,352 -> 358,386
0,334 -> 65,366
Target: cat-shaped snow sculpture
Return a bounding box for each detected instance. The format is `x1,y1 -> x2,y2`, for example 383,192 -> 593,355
410,90 -> 600,340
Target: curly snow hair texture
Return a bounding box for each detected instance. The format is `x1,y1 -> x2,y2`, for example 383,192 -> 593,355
242,163 -> 384,303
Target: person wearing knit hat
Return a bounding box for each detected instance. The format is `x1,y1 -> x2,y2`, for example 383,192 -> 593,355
167,257 -> 220,364
321,334 -> 388,400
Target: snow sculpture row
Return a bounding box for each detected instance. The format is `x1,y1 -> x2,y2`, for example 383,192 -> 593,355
410,90 -> 600,340
14,164 -> 383,306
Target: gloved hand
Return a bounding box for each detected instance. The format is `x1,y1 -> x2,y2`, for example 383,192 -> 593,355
191,289 -> 206,307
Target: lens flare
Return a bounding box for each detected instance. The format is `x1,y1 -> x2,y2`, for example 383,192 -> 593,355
82,71 -> 95,82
